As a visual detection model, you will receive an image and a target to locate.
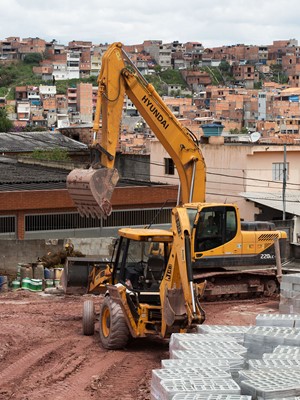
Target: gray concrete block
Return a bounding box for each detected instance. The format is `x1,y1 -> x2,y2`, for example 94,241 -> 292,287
152,367 -> 231,388
161,359 -> 230,371
153,378 -> 241,400
171,395 -> 252,400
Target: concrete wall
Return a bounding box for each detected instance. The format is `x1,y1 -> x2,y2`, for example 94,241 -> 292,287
150,139 -> 300,221
0,238 -> 64,277
0,237 -> 115,277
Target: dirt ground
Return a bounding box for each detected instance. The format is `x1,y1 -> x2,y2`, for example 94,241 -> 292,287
0,289 -> 280,400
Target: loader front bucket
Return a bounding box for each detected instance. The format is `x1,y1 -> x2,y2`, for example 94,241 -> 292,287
66,167 -> 119,219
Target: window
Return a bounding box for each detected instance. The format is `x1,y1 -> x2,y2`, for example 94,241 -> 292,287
164,158 -> 175,175
272,162 -> 289,181
194,206 -> 237,252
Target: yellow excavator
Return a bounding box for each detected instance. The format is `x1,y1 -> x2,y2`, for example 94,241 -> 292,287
66,42 -> 287,349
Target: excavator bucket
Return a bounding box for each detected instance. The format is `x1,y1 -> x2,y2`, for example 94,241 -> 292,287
66,167 -> 119,219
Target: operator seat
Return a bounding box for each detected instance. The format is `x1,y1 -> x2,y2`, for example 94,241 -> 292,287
144,255 -> 165,287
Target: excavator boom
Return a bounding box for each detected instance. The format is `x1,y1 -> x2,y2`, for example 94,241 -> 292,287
66,42 -> 206,218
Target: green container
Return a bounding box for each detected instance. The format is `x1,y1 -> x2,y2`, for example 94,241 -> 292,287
45,279 -> 54,288
12,280 -> 21,290
29,279 -> 43,292
54,279 -> 60,288
21,277 -> 31,290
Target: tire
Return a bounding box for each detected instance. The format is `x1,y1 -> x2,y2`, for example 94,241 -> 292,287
99,296 -> 130,350
82,300 -> 95,336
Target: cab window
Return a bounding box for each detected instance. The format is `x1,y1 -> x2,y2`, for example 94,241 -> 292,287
194,206 -> 237,252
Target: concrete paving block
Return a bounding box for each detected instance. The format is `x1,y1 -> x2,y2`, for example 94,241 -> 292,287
196,325 -> 251,343
273,345 -> 300,353
151,367 -> 231,387
155,378 -> 241,400
170,349 -> 245,372
240,377 -> 300,399
169,333 -> 239,352
263,353 -> 300,359
172,341 -> 247,356
171,395 -> 252,400
256,314 -> 296,327
249,358 -> 300,370
161,359 -> 230,371
282,274 -> 300,284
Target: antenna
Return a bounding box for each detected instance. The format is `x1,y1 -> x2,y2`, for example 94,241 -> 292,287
249,132 -> 261,143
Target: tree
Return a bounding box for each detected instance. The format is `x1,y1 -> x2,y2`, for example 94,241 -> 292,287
23,53 -> 43,65
219,60 -> 231,74
0,108 -> 13,132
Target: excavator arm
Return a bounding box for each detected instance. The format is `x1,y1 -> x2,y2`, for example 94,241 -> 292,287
67,42 -> 206,218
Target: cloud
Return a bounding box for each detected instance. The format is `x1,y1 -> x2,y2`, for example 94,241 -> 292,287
1,0 -> 300,47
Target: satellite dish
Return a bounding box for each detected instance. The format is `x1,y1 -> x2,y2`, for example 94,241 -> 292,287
249,132 -> 261,143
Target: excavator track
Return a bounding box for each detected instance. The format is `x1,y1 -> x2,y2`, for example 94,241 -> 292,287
194,268 -> 279,301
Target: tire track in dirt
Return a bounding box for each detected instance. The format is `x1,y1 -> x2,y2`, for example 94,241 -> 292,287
0,340 -> 69,384
23,343 -> 131,400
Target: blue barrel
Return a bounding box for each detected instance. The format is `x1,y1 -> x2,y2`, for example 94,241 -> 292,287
0,275 -> 8,292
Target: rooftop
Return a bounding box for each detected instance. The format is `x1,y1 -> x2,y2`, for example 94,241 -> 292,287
0,157 -> 160,192
0,131 -> 88,153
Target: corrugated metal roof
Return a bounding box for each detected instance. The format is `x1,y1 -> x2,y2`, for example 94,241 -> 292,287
240,191 -> 300,216
0,158 -> 68,191
0,132 -> 88,153
0,158 -> 159,192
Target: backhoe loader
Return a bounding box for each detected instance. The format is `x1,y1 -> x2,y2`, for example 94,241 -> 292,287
66,42 -> 286,349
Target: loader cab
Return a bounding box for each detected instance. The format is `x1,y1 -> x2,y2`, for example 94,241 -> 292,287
113,228 -> 172,292
191,205 -> 238,253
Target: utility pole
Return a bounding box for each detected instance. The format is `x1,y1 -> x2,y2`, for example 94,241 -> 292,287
282,144 -> 287,220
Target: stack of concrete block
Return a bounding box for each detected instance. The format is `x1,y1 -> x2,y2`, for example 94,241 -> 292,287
279,274 -> 300,314
244,326 -> 300,359
169,333 -> 247,357
196,325 -> 252,344
170,349 -> 245,375
151,377 -> 242,400
249,357 -> 300,370
171,396 -> 252,400
256,313 -> 300,328
238,369 -> 300,399
151,329 -> 249,399
151,322 -> 300,399
161,359 -> 230,372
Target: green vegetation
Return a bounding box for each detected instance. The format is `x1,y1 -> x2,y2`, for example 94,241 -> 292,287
0,62 -> 45,100
0,108 -> 13,132
55,75 -> 98,95
229,127 -> 249,135
30,148 -> 71,161
23,53 -> 43,64
0,60 -> 99,97
145,68 -> 187,96
270,64 -> 289,84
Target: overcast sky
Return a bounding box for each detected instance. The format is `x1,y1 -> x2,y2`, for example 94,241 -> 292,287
1,0 -> 300,48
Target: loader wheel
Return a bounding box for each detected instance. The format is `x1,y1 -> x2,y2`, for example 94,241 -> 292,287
82,300 -> 95,336
99,296 -> 130,350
